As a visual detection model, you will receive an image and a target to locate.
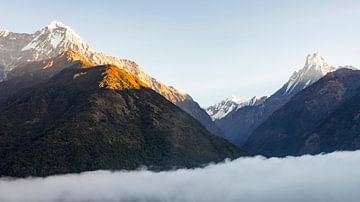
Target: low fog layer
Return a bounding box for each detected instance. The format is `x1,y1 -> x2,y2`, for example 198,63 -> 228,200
1,151 -> 360,202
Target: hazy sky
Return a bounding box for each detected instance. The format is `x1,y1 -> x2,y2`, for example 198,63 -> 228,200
1,0 -> 360,106
1,151 -> 360,202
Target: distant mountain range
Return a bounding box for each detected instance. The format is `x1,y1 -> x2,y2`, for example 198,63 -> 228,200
0,52 -> 246,177
245,68 -> 360,157
1,20 -> 360,173
206,96 -> 267,121
0,21 -> 221,136
212,53 -> 355,147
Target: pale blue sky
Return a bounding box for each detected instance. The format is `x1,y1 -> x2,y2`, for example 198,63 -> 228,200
1,0 -> 360,106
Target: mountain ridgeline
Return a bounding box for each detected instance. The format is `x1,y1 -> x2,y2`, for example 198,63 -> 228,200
213,53 -> 338,146
1,20 -> 360,170
244,68 -> 360,157
0,54 -> 246,177
208,53 -> 360,158
206,96 -> 267,121
0,21 -> 221,136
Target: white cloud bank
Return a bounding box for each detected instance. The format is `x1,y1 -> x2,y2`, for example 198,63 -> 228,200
1,151 -> 360,202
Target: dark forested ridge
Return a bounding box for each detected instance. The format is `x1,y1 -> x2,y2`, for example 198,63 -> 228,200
0,59 -> 246,177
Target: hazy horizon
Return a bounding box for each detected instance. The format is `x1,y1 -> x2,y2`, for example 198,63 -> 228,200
1,0 -> 360,106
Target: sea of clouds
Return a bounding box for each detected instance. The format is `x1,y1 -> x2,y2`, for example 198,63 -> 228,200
1,150 -> 360,202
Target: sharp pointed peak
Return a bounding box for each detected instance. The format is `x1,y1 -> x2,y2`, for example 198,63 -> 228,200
46,21 -> 68,29
304,52 -> 328,68
282,53 -> 336,95
41,20 -> 80,37
31,20 -> 89,50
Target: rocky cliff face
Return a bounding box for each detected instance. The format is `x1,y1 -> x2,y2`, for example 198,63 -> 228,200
0,21 -> 220,135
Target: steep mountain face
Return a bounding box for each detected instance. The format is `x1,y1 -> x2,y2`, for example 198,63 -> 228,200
0,29 -> 34,77
0,50 -> 93,103
245,69 -> 360,157
0,21 -> 220,136
303,89 -> 360,154
216,53 -> 337,146
0,61 -> 246,177
281,52 -> 336,95
206,96 -> 267,121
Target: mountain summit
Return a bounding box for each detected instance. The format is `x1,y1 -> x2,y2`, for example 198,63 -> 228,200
281,53 -> 336,95
0,21 -> 220,136
21,21 -> 89,53
215,53 -> 348,147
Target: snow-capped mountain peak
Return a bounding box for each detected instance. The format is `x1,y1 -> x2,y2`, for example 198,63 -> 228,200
0,21 -> 185,102
206,96 -> 267,120
0,21 -> 221,135
46,21 -> 67,29
304,53 -> 335,75
283,52 -> 336,95
206,97 -> 245,120
43,21 -> 85,44
21,21 -> 89,52
304,52 -> 328,68
225,96 -> 246,104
